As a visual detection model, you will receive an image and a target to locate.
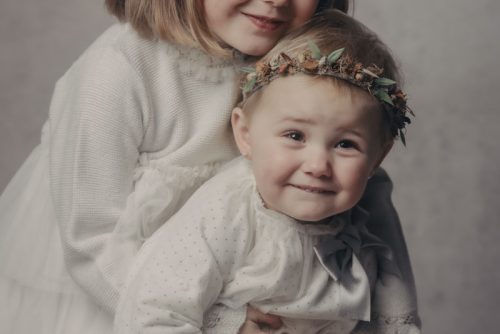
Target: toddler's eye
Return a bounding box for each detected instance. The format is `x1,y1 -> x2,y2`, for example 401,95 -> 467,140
336,140 -> 357,149
285,131 -> 304,142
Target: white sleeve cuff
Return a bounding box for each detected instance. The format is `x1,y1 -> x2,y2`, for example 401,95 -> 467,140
203,304 -> 247,334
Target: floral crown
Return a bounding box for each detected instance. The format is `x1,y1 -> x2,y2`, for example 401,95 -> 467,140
241,42 -> 414,144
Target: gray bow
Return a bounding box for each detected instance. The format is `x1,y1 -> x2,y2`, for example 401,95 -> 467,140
313,206 -> 401,282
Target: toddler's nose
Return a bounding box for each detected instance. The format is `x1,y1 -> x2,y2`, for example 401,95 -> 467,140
303,150 -> 332,178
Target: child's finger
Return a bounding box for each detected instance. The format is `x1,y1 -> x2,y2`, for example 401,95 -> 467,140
239,319 -> 269,334
246,306 -> 283,330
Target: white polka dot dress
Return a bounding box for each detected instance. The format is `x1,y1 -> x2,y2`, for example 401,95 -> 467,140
115,158 -> 379,334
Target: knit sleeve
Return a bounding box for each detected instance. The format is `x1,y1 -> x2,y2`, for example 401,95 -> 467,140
358,168 -> 422,330
48,46 -> 151,313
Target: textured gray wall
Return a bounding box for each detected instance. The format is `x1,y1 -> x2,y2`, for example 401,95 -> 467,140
1,1 -> 499,333
355,1 -> 500,333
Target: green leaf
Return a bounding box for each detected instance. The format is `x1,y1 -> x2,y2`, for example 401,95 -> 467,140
308,41 -> 322,60
399,129 -> 407,146
375,77 -> 396,86
240,66 -> 256,74
407,106 -> 415,117
243,77 -> 257,93
374,89 -> 394,106
327,48 -> 345,64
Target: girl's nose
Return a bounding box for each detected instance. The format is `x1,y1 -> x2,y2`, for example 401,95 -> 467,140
303,150 -> 332,178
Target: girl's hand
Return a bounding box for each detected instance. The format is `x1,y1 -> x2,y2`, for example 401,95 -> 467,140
239,306 -> 283,334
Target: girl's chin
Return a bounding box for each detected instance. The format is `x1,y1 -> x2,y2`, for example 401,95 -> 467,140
232,41 -> 277,57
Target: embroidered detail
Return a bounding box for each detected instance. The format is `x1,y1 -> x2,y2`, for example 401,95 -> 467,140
135,160 -> 225,189
162,43 -> 245,83
353,311 -> 421,334
372,311 -> 420,326
202,307 -> 221,329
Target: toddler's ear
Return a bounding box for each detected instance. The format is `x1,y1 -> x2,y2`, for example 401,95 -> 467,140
231,107 -> 252,159
370,140 -> 394,177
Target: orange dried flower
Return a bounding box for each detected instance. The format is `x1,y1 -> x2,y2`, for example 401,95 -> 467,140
255,62 -> 270,77
303,59 -> 319,72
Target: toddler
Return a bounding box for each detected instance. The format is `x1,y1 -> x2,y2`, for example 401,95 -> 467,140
114,10 -> 419,334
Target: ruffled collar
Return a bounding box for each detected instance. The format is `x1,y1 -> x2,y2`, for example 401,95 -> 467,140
161,42 -> 246,83
252,187 -> 347,237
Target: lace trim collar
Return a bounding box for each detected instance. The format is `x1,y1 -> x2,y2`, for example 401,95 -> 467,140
161,42 -> 246,83
251,182 -> 346,236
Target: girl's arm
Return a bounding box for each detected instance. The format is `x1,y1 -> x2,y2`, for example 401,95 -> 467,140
358,168 -> 421,330
49,46 -> 150,313
47,44 -> 283,333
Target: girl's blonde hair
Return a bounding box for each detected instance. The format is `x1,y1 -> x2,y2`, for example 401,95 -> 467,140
104,0 -> 351,57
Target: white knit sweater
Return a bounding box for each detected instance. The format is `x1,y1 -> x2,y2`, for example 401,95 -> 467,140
48,23 -> 241,313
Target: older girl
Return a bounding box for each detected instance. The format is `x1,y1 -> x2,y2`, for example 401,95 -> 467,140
0,1 -> 416,333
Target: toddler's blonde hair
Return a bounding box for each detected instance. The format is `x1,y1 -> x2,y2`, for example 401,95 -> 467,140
241,9 -> 402,143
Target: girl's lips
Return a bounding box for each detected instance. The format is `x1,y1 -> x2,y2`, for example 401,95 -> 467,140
243,13 -> 285,32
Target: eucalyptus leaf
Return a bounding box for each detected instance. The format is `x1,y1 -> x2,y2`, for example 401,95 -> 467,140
400,130 -> 407,146
240,66 -> 256,74
375,77 -> 396,86
243,77 -> 257,93
308,41 -> 322,60
374,89 -> 394,106
372,87 -> 387,97
327,48 -> 345,64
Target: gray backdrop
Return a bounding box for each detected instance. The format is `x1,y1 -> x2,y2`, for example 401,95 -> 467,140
1,1 -> 499,333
